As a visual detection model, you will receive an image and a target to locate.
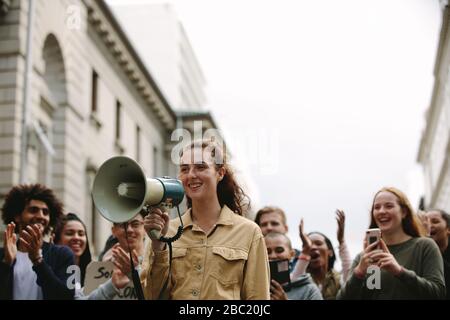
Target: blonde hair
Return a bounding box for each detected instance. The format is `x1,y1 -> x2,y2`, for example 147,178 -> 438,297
254,206 -> 287,226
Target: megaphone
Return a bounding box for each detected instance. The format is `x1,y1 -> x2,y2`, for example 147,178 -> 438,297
92,156 -> 184,239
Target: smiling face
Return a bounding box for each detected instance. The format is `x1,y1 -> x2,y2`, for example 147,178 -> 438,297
112,214 -> 145,253
259,212 -> 288,236
427,211 -> 450,243
179,147 -> 225,204
372,191 -> 405,235
14,199 -> 50,234
265,234 -> 294,261
59,220 -> 87,259
308,233 -> 333,271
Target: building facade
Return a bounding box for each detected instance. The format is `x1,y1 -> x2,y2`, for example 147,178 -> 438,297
0,0 -> 180,253
110,1 -> 259,218
110,2 -> 207,111
418,2 -> 450,213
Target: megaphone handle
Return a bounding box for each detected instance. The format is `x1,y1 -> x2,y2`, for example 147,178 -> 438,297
146,204 -> 172,240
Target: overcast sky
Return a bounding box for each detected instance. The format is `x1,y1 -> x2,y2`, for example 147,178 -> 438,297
108,0 -> 442,264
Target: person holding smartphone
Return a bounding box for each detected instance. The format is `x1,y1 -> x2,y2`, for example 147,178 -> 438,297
265,232 -> 322,300
337,187 -> 445,299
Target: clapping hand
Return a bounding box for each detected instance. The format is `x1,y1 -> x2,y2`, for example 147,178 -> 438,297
19,224 -> 43,263
3,223 -> 17,266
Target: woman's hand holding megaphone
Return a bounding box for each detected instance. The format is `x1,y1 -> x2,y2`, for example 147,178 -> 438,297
144,207 -> 169,251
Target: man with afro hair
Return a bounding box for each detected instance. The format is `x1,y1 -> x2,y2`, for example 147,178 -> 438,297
0,184 -> 74,300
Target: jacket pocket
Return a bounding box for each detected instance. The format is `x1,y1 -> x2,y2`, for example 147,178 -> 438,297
172,247 -> 187,258
210,247 -> 248,285
171,247 -> 188,282
209,247 -> 249,299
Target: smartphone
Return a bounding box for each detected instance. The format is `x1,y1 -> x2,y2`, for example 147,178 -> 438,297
269,259 -> 291,292
366,228 -> 381,249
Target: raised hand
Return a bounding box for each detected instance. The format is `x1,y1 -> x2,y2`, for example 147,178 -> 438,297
419,214 -> 431,237
270,280 -> 288,300
298,218 -> 312,256
112,244 -> 139,276
370,239 -> 403,276
19,224 -> 43,263
336,209 -> 346,245
112,266 -> 131,289
3,223 -> 17,266
353,238 -> 382,278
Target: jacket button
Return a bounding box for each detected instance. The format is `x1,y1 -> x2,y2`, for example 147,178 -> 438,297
192,289 -> 199,296
195,264 -> 202,271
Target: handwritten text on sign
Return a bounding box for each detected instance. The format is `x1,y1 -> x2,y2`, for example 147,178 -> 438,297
84,261 -> 137,299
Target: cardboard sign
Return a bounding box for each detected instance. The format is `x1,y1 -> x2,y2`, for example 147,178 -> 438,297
84,261 -> 138,300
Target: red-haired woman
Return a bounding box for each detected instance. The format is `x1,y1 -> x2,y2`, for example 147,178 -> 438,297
338,187 -> 445,299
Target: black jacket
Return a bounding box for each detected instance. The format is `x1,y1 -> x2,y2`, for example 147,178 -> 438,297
0,242 -> 75,300
443,238 -> 450,300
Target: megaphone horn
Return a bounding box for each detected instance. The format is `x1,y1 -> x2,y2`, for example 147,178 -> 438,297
92,156 -> 184,237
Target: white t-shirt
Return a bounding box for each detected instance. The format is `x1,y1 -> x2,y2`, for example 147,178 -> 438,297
13,251 -> 43,300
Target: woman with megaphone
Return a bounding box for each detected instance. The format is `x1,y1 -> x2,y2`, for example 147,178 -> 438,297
142,139 -> 270,299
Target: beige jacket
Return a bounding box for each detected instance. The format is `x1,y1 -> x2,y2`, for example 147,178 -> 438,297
141,205 -> 270,300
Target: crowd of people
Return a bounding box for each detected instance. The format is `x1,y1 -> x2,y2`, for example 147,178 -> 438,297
0,139 -> 449,300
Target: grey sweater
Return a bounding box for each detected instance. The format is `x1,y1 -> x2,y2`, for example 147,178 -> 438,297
286,273 -> 323,300
337,237 -> 445,300
75,279 -> 119,300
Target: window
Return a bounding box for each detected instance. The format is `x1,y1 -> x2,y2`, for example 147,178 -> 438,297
85,168 -> 97,254
115,100 -> 121,140
153,146 -> 158,176
91,70 -> 98,112
91,197 -> 97,251
37,122 -> 52,185
136,125 -> 141,162
31,118 -> 54,186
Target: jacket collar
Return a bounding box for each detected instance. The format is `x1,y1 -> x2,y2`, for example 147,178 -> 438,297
182,205 -> 235,230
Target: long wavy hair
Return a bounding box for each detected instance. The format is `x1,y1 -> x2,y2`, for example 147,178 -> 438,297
180,140 -> 250,215
369,187 -> 425,237
54,213 -> 92,286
